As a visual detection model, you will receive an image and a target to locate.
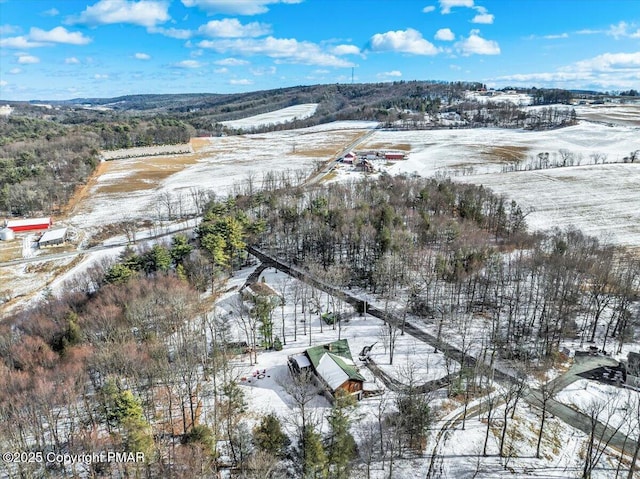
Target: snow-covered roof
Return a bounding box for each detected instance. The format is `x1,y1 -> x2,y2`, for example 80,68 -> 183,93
304,340 -> 365,391
5,217 -> 51,227
316,353 -> 351,391
39,228 -> 67,243
291,354 -> 311,369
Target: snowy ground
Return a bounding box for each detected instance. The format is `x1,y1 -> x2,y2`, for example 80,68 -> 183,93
68,121 -> 376,233
465,91 -> 533,106
557,379 -> 639,440
455,163 -> 640,247
220,267 -> 632,479
336,120 -> 640,248
221,103 -> 319,130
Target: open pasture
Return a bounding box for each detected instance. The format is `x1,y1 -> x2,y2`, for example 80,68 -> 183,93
362,120 -> 640,248
68,122 -> 375,232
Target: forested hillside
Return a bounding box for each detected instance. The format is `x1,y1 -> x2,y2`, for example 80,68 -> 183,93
0,115 -> 194,216
0,81 -> 581,217
2,173 -> 638,477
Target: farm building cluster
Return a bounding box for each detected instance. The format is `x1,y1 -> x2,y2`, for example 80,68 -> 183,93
1,217 -> 68,248
340,150 -> 407,172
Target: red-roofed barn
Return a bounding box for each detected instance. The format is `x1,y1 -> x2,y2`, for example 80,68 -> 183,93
4,217 -> 52,232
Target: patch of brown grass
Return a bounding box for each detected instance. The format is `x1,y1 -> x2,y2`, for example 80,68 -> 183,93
0,241 -> 22,262
61,159 -> 109,218
87,223 -> 127,247
483,145 -> 529,162
361,142 -> 412,151
190,137 -> 210,152
294,131 -> 365,158
95,152 -> 202,195
296,147 -> 342,157
319,170 -> 339,183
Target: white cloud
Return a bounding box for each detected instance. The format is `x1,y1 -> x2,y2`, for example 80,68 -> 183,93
576,29 -> 601,35
198,18 -> 271,37
173,59 -> 203,68
544,33 -> 569,39
9,68 -> 21,74
0,36 -> 46,48
65,57 -> 80,64
29,27 -> 92,45
435,28 -> 455,41
42,8 -> 60,16
0,27 -> 91,49
94,73 -> 109,79
148,26 -> 192,39
494,51 -> 640,90
215,57 -> 249,65
134,52 -> 151,60
440,0 -> 474,14
0,24 -> 20,35
229,78 -> 253,85
456,30 -> 500,55
0,80 -> 7,87
214,67 -> 229,74
422,5 -> 436,13
377,70 -> 402,78
471,13 -> 493,24
182,0 -> 302,15
17,54 -> 40,64
369,28 -> 439,55
199,36 -> 354,67
331,44 -> 360,55
607,21 -> 640,39
570,51 -> 640,72
69,0 -> 170,28
250,65 -> 276,75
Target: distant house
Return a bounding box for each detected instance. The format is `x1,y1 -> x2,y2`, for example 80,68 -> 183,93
342,152 -> 357,164
5,217 -> 52,232
38,228 -> 67,248
289,339 -> 365,401
384,152 -> 406,160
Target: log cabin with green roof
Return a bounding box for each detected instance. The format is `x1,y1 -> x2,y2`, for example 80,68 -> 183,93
288,339 -> 365,401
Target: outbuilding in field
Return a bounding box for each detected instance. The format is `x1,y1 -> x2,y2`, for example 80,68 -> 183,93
38,228 -> 67,248
384,152 -> 406,160
5,217 -> 52,232
0,227 -> 15,241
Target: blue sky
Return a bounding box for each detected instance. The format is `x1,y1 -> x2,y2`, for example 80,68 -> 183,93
1,0 -> 639,100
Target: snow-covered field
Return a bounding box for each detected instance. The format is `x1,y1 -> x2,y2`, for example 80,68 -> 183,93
351,121 -> 640,248
465,90 -> 533,106
574,103 -> 640,126
100,143 -> 192,160
457,163 -> 640,247
69,121 -> 376,232
221,103 -> 318,130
